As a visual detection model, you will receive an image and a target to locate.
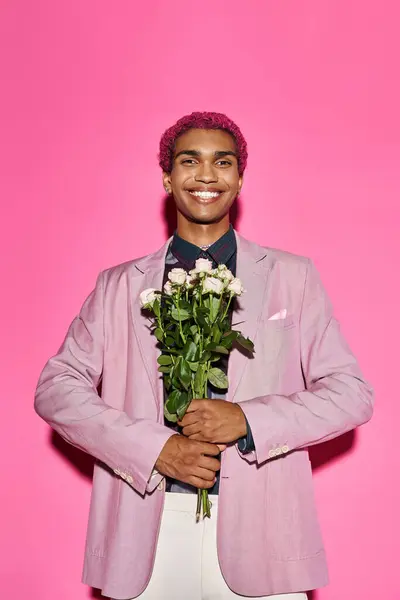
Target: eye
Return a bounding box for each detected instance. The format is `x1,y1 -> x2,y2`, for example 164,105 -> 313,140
181,159 -> 197,165
216,160 -> 232,167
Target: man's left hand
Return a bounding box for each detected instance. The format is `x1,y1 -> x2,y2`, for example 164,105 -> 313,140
178,399 -> 247,444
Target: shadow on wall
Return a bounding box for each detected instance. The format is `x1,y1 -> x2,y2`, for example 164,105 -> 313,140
50,194 -> 357,600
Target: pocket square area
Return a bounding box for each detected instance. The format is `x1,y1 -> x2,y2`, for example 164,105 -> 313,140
268,309 -> 287,321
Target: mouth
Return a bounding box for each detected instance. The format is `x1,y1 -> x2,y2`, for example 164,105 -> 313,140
186,190 -> 223,203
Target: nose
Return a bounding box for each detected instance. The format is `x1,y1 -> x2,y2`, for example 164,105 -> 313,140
194,161 -> 218,184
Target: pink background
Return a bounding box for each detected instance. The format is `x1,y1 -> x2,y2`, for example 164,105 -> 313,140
1,1 -> 398,598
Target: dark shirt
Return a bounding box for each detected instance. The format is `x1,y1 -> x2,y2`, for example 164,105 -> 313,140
162,225 -> 254,494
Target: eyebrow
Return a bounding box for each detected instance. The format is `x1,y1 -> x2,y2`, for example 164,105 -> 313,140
174,149 -> 238,160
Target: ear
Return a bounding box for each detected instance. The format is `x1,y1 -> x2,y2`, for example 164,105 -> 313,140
238,175 -> 243,195
162,171 -> 172,195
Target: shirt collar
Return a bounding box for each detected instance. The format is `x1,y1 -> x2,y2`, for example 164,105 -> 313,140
170,225 -> 236,270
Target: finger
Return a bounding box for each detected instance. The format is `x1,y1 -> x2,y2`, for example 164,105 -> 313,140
193,466 -> 218,482
178,413 -> 199,427
198,441 -> 221,456
189,476 -> 217,490
188,433 -> 210,442
185,399 -> 203,413
217,444 -> 227,452
198,456 -> 220,472
182,424 -> 202,437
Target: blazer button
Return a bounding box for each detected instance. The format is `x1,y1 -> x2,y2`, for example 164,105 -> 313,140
114,468 -> 121,475
282,445 -> 289,453
275,448 -> 282,455
120,472 -> 127,480
268,449 -> 276,458
126,475 -> 133,484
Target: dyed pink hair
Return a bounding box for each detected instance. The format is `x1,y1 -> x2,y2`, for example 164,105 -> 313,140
159,111 -> 248,175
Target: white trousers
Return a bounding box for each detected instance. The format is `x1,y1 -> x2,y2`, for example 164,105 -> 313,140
128,492 -> 308,600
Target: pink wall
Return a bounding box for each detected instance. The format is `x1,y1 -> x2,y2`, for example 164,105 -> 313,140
1,1 -> 398,598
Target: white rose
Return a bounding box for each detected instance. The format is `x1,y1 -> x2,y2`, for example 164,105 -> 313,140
194,258 -> 213,273
185,274 -> 196,289
168,268 -> 187,285
217,265 -> 234,282
227,277 -> 244,296
202,276 -> 224,295
163,281 -> 173,296
140,288 -> 159,306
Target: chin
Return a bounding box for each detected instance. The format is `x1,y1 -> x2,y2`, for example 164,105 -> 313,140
188,211 -> 228,225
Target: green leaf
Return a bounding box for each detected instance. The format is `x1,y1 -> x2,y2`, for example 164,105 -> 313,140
199,351 -> 212,364
193,305 -> 209,329
153,298 -> 161,318
208,367 -> 229,389
164,406 -> 178,422
189,324 -> 198,336
171,307 -> 191,321
205,342 -> 229,355
177,357 -> 192,390
188,361 -> 199,372
220,330 -> 239,348
179,300 -> 192,312
176,391 -> 191,420
236,334 -> 255,353
164,390 -> 180,422
158,365 -> 171,373
215,345 -> 229,354
210,296 -> 222,323
157,354 -> 172,365
165,335 -> 175,346
154,328 -> 164,342
182,340 -> 197,362
212,324 -> 222,344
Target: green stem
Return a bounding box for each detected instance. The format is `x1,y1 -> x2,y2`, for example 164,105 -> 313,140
221,293 -> 233,322
176,292 -> 186,344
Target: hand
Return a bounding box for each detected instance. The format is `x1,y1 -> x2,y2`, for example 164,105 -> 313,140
178,399 -> 247,444
155,434 -> 223,489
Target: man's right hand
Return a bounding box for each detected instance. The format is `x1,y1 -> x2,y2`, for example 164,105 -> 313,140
155,434 -> 223,489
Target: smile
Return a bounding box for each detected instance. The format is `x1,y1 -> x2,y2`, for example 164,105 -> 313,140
188,191 -> 222,200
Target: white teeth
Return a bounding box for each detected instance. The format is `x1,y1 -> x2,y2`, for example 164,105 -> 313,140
189,191 -> 221,199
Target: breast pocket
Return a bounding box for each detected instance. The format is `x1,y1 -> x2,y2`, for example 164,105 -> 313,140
263,314 -> 296,330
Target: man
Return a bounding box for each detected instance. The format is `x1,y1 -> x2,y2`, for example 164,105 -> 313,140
35,112 -> 374,600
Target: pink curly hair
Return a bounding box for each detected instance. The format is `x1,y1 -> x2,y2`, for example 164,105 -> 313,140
159,111 -> 248,175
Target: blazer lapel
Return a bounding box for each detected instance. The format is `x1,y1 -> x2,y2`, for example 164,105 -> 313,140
129,238 -> 172,417
228,233 -> 270,401
129,232 -> 270,412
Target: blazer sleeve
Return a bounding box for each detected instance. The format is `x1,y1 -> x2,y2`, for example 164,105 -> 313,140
34,271 -> 175,495
237,259 -> 374,465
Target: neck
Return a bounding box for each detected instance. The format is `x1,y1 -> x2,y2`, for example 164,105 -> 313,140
176,215 -> 231,248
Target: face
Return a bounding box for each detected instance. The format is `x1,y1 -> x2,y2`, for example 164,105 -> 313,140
163,129 -> 243,225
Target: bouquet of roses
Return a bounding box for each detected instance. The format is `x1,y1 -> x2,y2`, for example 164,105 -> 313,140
140,258 -> 254,520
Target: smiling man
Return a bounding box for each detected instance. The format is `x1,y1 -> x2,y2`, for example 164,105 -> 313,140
35,112 -> 374,600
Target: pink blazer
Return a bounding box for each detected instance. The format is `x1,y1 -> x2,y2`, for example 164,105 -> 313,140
35,232 -> 374,599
